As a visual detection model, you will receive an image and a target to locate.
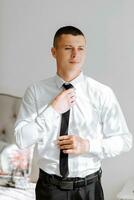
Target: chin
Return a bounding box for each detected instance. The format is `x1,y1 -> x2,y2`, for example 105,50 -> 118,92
68,66 -> 81,74
70,63 -> 82,68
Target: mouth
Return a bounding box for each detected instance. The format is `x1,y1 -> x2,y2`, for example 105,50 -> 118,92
69,61 -> 80,64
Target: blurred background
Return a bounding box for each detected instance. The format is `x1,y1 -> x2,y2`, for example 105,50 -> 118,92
0,0 -> 134,199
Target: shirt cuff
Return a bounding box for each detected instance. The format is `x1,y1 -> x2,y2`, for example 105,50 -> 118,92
89,139 -> 102,156
40,105 -> 60,120
36,105 -> 60,130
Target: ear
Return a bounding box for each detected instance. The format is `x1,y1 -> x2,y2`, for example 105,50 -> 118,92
51,47 -> 56,58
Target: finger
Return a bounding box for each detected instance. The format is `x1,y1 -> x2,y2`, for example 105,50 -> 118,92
63,149 -> 76,154
58,139 -> 72,145
71,95 -> 76,100
70,101 -> 76,107
60,144 -> 73,150
67,95 -> 76,101
69,97 -> 76,103
67,92 -> 76,98
64,88 -> 74,94
58,136 -> 70,141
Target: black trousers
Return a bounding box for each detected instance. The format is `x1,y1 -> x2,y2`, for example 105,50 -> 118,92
36,169 -> 104,200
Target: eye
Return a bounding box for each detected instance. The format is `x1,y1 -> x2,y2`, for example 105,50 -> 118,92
65,47 -> 72,50
78,47 -> 84,51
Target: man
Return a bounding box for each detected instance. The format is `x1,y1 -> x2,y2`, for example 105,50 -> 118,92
15,26 -> 132,200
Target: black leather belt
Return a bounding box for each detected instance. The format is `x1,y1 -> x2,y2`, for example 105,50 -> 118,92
39,169 -> 102,190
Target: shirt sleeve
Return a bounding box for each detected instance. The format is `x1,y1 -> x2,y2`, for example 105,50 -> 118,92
89,87 -> 133,159
14,85 -> 60,149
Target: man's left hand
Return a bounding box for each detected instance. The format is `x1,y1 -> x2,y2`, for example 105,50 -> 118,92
57,135 -> 90,154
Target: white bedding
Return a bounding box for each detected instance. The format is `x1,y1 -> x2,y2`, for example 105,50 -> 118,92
0,183 -> 35,200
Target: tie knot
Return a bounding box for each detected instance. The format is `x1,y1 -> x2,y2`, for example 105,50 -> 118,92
63,83 -> 73,90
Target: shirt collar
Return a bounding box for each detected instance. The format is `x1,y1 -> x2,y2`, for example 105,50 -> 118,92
55,71 -> 84,89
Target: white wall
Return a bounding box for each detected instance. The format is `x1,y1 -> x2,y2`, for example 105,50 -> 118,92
0,0 -> 134,199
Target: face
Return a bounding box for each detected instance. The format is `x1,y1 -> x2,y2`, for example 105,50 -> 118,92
51,34 -> 86,75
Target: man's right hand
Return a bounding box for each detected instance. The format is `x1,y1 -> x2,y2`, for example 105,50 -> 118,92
51,88 -> 76,114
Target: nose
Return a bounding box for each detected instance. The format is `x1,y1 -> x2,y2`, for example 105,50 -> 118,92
71,48 -> 78,58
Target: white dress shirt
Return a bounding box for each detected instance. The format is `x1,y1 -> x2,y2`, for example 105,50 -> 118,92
15,72 -> 132,177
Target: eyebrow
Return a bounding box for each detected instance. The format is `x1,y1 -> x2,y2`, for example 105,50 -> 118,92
64,45 -> 85,47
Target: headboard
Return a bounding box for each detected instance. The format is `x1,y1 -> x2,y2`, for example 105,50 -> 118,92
0,93 -> 38,182
0,94 -> 21,144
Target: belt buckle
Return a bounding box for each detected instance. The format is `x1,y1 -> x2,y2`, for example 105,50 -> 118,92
59,181 -> 73,190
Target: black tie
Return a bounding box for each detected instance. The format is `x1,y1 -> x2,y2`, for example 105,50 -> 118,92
59,83 -> 73,177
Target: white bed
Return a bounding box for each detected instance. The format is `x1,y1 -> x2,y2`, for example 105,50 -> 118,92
0,183 -> 36,200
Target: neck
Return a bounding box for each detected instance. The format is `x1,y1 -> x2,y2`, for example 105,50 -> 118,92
57,70 -> 81,82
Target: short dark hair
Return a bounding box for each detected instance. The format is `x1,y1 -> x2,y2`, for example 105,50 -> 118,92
53,26 -> 85,47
